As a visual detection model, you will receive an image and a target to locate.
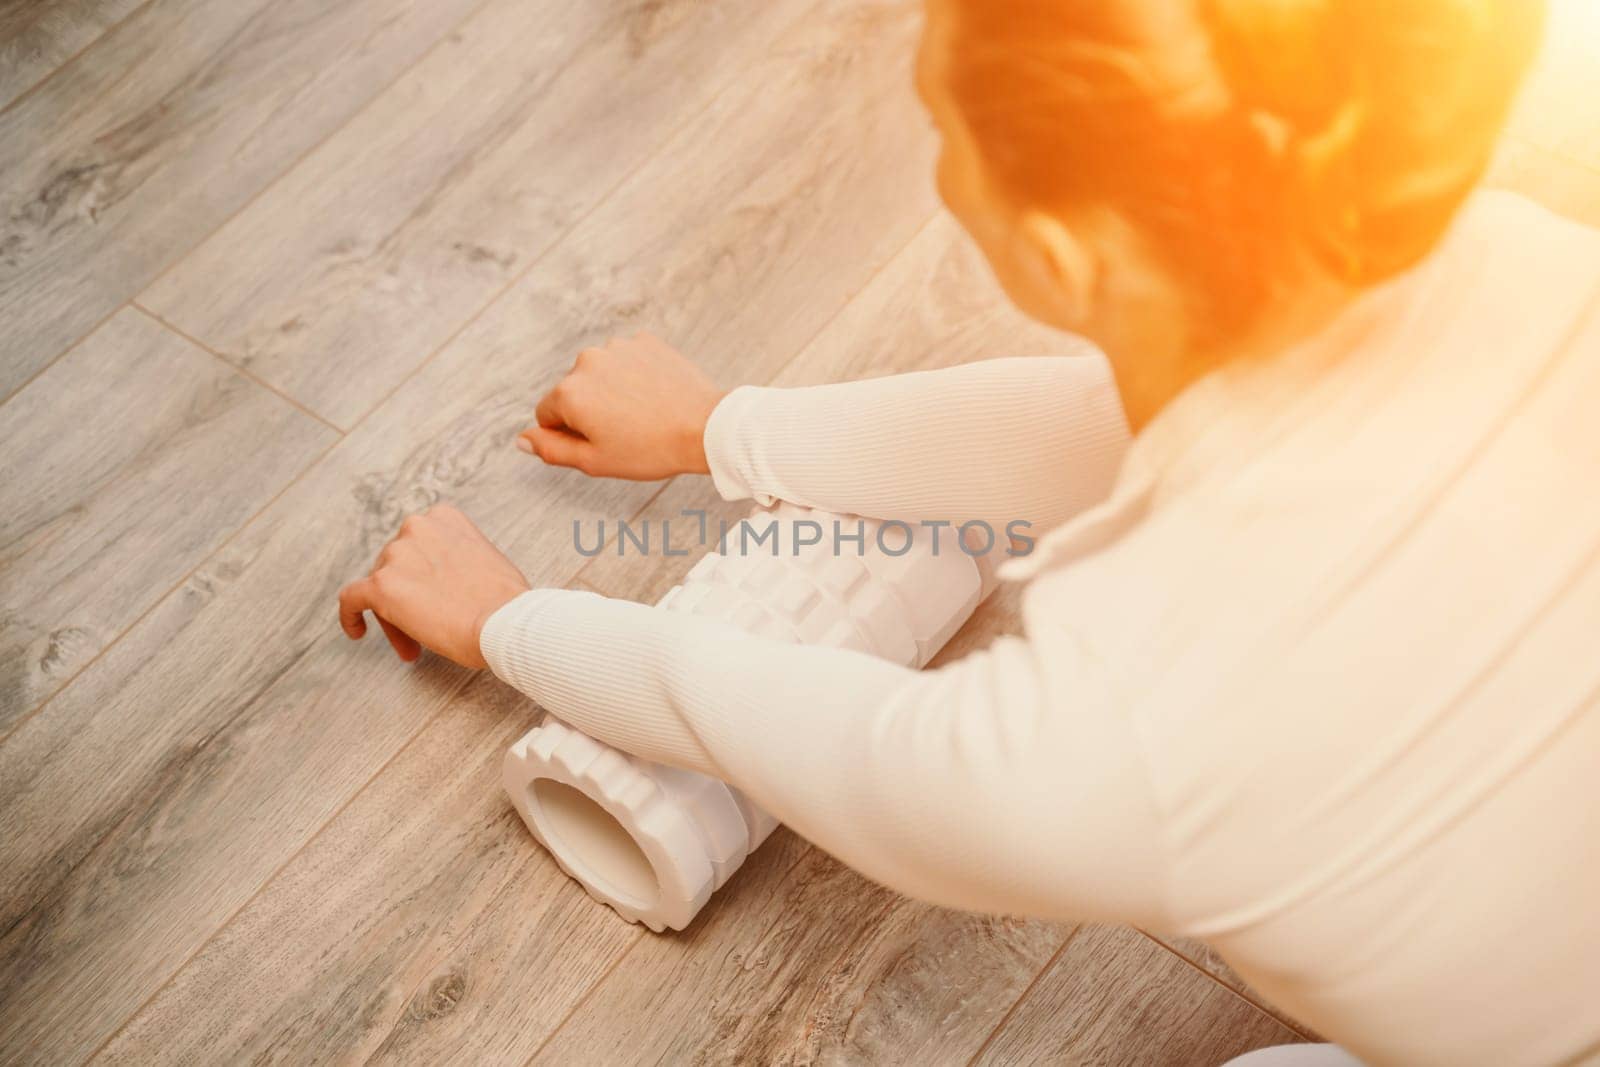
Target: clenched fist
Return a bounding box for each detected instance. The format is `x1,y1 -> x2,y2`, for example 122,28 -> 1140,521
338,504 -> 529,669
520,332 -> 727,480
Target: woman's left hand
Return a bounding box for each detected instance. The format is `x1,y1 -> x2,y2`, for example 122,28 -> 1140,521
519,332 -> 726,480
338,505 -> 530,669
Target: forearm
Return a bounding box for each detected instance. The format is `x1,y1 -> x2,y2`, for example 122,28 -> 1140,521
480,587 -> 1165,924
704,354 -> 1129,535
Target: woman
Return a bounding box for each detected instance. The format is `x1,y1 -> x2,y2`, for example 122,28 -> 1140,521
338,2 -> 1600,1063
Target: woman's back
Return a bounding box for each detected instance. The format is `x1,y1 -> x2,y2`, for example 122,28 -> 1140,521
1017,190 -> 1600,1064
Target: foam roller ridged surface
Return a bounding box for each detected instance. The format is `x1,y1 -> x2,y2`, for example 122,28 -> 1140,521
503,503 -> 987,931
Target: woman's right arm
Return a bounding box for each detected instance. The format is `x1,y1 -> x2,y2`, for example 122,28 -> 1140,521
335,502 -> 1167,926
522,334 -> 1129,536
479,585 -> 1168,927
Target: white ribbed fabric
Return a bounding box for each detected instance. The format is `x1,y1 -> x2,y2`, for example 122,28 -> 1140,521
704,351 -> 1130,537
483,191 -> 1600,1067
482,588 -> 1166,922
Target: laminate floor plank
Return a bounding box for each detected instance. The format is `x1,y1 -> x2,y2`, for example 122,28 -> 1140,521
90,672 -> 642,1066
973,924 -> 1305,1067
0,307 -> 335,730
139,0 -> 814,428
0,0 -> 145,111
533,841 -> 1065,1067
0,3 -> 937,1061
1148,935 -> 1318,1041
17,0 -> 1586,1060
0,0 -> 485,399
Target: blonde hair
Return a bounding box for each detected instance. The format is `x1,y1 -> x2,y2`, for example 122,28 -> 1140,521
938,0 -> 1545,337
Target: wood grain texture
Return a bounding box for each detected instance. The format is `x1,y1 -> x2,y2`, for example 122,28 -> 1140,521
0,3 -> 939,1061
1150,935 -> 1318,1041
139,0 -> 814,428
0,0 -> 484,399
9,0 -> 1589,1060
534,842 -> 1066,1067
0,307 -> 333,730
0,0 -> 144,110
91,673 -> 641,1065
973,924 -> 1305,1067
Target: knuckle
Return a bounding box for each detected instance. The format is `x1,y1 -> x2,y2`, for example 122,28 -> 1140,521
398,515 -> 423,536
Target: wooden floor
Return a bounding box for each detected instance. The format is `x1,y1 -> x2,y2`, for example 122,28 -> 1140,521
2,2 -> 1596,1063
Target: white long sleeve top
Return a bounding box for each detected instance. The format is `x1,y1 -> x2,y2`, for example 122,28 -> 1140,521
481,192 -> 1600,1067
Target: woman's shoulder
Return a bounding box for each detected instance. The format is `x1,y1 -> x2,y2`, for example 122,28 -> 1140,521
1020,185 -> 1600,682
1442,188 -> 1600,289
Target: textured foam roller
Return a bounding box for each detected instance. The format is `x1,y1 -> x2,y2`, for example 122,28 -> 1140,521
503,503 -> 988,931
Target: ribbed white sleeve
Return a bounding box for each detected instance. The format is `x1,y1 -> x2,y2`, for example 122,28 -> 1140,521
481,588 -> 1167,924
703,354 -> 1129,533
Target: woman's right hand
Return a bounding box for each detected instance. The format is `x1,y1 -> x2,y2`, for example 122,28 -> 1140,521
519,332 -> 728,480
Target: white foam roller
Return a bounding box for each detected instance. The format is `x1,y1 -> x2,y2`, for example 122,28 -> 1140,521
503,504 -> 987,931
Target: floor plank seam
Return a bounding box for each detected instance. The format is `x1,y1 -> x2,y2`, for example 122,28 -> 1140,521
571,209 -> 944,578
129,301 -> 346,435
132,0 -> 504,307
66,88 -> 826,1020
963,925 -> 1080,1066
0,0 -> 157,121
0,0 -> 500,414
0,429 -> 343,750
724,843 -> 823,956
522,840 -> 821,1062
0,298 -> 129,410
0,633 -> 326,955
519,927 -> 648,1067
753,209 -> 944,392
81,666 -> 485,1062
307,0 -> 830,439
0,12 -> 759,751
1135,929 -> 1319,1042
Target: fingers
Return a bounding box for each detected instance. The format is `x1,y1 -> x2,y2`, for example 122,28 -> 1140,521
339,577 -> 421,662
338,577 -> 377,639
377,617 -> 422,662
535,378 -> 576,430
341,504 -> 500,664
520,425 -> 599,474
